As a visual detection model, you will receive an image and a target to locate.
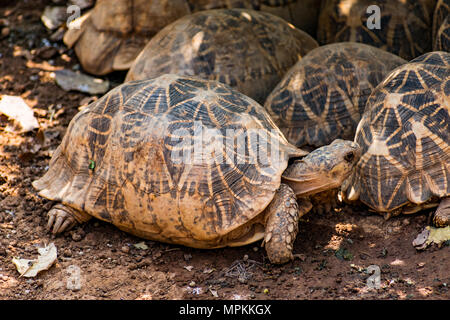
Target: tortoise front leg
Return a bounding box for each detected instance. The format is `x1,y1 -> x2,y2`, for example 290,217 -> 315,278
433,197 -> 450,227
263,184 -> 312,264
47,204 -> 92,234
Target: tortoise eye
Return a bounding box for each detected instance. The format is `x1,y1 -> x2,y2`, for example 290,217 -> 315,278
344,152 -> 355,162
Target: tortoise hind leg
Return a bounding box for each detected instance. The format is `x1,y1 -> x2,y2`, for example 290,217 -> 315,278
47,204 -> 92,234
433,197 -> 450,227
263,184 -> 312,264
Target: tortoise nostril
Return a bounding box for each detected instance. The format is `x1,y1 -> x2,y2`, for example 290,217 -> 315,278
344,152 -> 355,162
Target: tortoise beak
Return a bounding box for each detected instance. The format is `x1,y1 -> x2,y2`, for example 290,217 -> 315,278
282,170 -> 342,197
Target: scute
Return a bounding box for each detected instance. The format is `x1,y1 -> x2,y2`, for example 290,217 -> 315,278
317,0 -> 437,60
32,75 -> 305,248
125,9 -> 318,104
347,52 -> 450,212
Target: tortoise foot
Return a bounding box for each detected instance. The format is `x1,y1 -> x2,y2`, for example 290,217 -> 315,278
264,184 -> 308,264
47,204 -> 90,234
433,197 -> 450,228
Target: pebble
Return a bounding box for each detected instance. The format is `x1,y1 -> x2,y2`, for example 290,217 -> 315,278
121,246 -> 130,254
63,249 -> 72,257
184,254 -> 192,261
71,233 -> 83,242
189,281 -> 196,287
1,27 -> 10,38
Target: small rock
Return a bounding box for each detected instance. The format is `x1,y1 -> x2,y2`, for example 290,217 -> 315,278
41,6 -> 67,30
184,254 -> 192,261
1,27 -> 10,38
238,276 -> 247,284
71,232 -> 83,242
189,281 -> 196,287
52,69 -> 109,95
63,248 -> 72,257
121,246 -> 130,254
252,247 -> 258,252
243,254 -> 249,261
0,95 -> 39,132
36,46 -> 58,60
69,0 -> 94,9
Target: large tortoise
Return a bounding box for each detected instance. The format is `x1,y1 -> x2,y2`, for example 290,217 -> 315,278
191,0 -> 322,36
317,0 -> 437,61
64,0 -> 320,75
433,0 -> 450,51
125,8 -> 318,104
32,74 -> 360,264
343,51 -> 450,227
264,42 -> 407,149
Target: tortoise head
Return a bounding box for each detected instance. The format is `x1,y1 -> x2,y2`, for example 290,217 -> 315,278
282,139 -> 361,197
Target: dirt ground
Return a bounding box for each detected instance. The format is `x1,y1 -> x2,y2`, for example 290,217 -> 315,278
0,0 -> 448,301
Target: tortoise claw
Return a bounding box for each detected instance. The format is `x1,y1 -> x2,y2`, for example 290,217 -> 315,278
47,206 -> 77,234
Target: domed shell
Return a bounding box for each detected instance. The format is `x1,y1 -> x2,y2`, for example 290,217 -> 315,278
346,51 -> 450,212
317,0 -> 437,60
264,42 -> 406,148
125,9 -> 318,104
433,0 -> 450,51
32,75 -> 305,248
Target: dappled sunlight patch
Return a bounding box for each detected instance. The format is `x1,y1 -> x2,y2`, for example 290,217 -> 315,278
0,273 -> 18,289
417,286 -> 434,297
390,259 -> 405,266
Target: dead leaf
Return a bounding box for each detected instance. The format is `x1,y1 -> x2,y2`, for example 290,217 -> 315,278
52,69 -> 109,94
0,95 -> 39,132
12,243 -> 57,278
133,242 -> 148,250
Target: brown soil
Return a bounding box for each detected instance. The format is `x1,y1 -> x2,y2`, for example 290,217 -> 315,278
0,0 -> 448,300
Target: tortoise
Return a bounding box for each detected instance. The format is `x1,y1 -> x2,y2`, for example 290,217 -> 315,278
64,0 -> 320,76
433,0 -> 450,51
63,0 -> 192,75
32,74 -> 361,264
190,1 -> 322,36
125,8 -> 318,104
264,42 -> 407,149
317,0 -> 437,61
343,51 -> 450,227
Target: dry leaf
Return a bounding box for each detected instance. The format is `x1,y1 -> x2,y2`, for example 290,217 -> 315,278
12,243 -> 57,277
0,95 -> 39,132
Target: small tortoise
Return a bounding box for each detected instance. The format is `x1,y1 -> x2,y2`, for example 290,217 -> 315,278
264,42 -> 407,148
317,0 -> 437,60
343,52 -> 450,227
64,0 -> 319,76
433,0 -> 450,51
33,74 -> 360,264
125,9 -> 318,104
